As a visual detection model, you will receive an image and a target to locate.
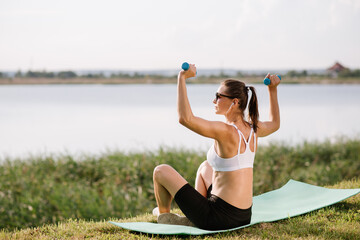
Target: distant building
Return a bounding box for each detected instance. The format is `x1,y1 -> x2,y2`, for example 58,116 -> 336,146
327,62 -> 349,78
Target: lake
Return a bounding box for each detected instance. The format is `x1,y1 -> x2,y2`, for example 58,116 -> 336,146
1,84 -> 359,159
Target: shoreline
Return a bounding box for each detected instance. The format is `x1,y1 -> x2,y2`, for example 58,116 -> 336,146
0,77 -> 360,85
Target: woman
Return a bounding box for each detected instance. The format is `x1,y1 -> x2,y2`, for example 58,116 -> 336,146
153,64 -> 280,230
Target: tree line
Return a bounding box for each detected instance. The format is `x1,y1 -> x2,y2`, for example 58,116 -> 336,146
286,69 -> 360,78
0,70 -> 176,79
0,69 -> 360,79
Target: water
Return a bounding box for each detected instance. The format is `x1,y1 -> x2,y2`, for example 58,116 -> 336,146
1,84 -> 359,159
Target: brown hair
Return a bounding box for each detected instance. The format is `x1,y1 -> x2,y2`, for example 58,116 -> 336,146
223,79 -> 259,132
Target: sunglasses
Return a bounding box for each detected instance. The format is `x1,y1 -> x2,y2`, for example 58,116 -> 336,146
215,92 -> 235,101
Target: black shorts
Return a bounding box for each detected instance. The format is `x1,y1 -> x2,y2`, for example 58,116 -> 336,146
174,183 -> 252,230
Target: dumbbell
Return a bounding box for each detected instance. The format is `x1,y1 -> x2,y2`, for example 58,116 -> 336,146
182,62 -> 197,76
264,75 -> 281,85
182,62 -> 190,71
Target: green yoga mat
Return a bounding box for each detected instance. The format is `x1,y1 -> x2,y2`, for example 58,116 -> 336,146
109,179 -> 360,235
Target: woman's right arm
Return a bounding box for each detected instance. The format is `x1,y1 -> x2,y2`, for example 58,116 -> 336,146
257,74 -> 281,137
177,65 -> 233,141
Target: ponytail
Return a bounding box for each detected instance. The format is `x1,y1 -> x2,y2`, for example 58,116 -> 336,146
248,86 -> 259,132
223,79 -> 259,132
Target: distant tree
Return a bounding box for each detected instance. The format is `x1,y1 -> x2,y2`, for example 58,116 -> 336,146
57,71 -> 77,79
83,73 -> 94,78
83,72 -> 105,78
0,72 -> 3,78
287,70 -> 308,77
133,72 -> 144,78
219,70 -> 229,78
236,71 -> 244,78
286,70 -> 297,77
24,70 -> 54,78
98,72 -> 105,78
111,72 -> 131,78
25,71 -> 37,78
15,70 -> 23,78
353,69 -> 360,77
338,69 -> 360,78
45,72 -> 55,78
338,69 -> 351,78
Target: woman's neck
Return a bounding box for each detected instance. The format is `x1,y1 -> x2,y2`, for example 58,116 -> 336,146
225,114 -> 247,127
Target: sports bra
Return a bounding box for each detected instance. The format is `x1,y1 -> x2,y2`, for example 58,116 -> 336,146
207,124 -> 256,172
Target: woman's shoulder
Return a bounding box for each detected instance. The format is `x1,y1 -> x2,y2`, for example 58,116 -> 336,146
234,122 -> 256,138
214,122 -> 239,140
233,121 -> 252,132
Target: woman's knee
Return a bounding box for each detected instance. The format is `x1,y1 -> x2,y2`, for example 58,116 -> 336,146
153,164 -> 172,181
153,164 -> 187,195
197,161 -> 212,174
197,161 -> 206,173
197,161 -> 213,186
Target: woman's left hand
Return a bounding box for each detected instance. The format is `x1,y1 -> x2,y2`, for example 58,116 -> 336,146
179,64 -> 196,79
265,73 -> 281,88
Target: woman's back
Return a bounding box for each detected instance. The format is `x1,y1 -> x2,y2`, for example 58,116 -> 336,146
209,122 -> 256,209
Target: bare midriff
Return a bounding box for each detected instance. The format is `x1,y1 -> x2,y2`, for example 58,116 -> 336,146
211,168 -> 253,209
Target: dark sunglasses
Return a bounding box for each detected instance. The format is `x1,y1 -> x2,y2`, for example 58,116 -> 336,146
215,92 -> 235,101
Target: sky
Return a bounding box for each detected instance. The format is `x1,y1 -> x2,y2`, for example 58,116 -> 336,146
0,0 -> 359,71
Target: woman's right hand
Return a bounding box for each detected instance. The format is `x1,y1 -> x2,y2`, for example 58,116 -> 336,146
179,64 -> 197,80
265,73 -> 280,88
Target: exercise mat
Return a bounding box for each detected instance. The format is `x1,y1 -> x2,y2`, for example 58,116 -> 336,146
109,179 -> 360,235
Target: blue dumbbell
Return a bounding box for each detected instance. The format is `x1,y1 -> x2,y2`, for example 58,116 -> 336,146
264,75 -> 281,85
181,62 -> 196,76
182,62 -> 190,71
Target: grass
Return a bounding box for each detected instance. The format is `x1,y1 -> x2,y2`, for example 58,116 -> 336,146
1,178 -> 359,239
0,137 -> 359,238
0,148 -> 204,230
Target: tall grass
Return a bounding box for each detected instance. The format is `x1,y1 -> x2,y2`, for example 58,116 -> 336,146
0,137 -> 359,230
254,137 -> 360,193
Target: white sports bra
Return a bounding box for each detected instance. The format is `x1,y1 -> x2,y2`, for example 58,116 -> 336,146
207,124 -> 256,172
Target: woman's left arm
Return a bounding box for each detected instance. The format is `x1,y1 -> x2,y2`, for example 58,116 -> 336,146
177,65 -> 231,140
257,74 -> 281,137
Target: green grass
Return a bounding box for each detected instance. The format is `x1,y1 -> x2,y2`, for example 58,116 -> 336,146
0,137 -> 359,237
1,178 -> 359,239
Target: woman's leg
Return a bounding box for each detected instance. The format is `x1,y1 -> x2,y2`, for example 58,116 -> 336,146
195,161 -> 213,197
153,164 -> 188,214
